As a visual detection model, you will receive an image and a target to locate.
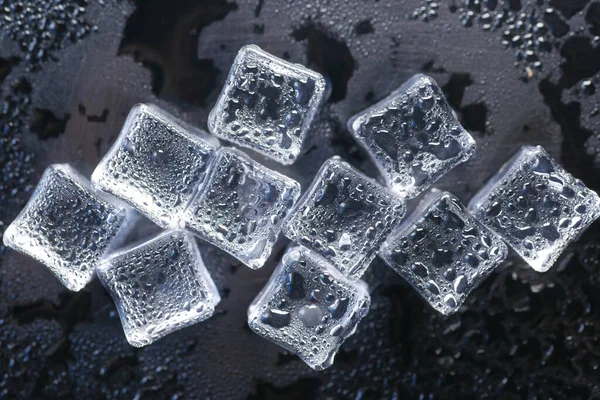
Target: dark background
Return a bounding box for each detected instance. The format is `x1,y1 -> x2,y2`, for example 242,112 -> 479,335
1,0 -> 600,398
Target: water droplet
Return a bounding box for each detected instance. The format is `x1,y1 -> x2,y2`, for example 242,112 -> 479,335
298,304 -> 323,327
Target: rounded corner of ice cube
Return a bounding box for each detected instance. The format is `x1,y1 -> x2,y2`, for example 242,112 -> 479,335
461,131 -> 477,158
207,106 -> 219,134
124,332 -> 149,348
529,260 -> 554,274
436,302 -> 460,316
61,274 -> 92,292
322,155 -> 345,170
50,162 -> 76,179
312,357 -> 334,371
354,278 -> 371,298
410,72 -> 428,82
2,219 -> 18,247
55,164 -> 92,191
246,312 -> 262,333
246,257 -> 266,270
522,248 -> 556,273
406,73 -> 432,90
313,71 -> 328,93
89,163 -> 105,187
496,239 -> 510,263
286,176 -> 302,194
129,102 -> 148,114
467,191 -> 489,216
347,113 -> 363,137
590,192 -> 600,217
210,291 -> 222,311
526,144 -> 545,154
95,257 -> 112,278
239,43 -> 262,55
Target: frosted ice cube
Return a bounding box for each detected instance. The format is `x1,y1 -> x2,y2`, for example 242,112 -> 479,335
348,74 -> 476,199
208,45 -> 327,165
469,145 -> 600,272
3,164 -> 133,291
97,230 -> 220,347
283,157 -> 406,280
182,147 -> 301,269
92,104 -> 217,229
248,246 -> 370,370
380,190 -> 508,315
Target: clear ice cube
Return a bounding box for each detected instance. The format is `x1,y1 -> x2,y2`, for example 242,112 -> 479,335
208,45 -> 327,165
248,246 -> 370,370
348,74 -> 476,199
182,147 -> 301,269
92,103 -> 217,229
3,164 -> 134,291
282,157 -> 406,280
469,145 -> 600,272
380,190 -> 508,315
97,230 -> 220,347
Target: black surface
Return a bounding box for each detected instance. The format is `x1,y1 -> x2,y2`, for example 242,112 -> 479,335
1,0 -> 600,398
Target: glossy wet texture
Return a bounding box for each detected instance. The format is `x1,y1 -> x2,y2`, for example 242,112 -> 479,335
470,146 -> 600,272
209,45 -> 327,164
183,147 -> 300,269
248,246 -> 370,370
92,104 -> 217,229
283,157 -> 405,280
381,191 -> 508,315
97,230 -> 220,347
3,164 -> 133,291
349,74 -> 476,198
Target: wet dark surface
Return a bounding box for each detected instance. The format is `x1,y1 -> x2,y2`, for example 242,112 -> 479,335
1,0 -> 600,398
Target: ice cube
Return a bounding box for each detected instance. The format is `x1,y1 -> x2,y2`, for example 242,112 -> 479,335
3,164 -> 134,291
92,103 -> 217,229
97,230 -> 220,347
182,147 -> 301,269
469,145 -> 600,272
282,157 -> 406,280
248,246 -> 370,370
208,45 -> 327,165
380,190 -> 508,315
348,74 -> 476,199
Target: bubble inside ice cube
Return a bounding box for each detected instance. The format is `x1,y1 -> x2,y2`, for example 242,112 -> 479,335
248,246 -> 370,370
380,190 -> 508,315
283,157 -> 405,280
92,103 -> 217,229
208,44 -> 327,165
3,164 -> 133,291
97,230 -> 220,347
348,74 -> 476,199
469,145 -> 600,272
182,147 -> 301,269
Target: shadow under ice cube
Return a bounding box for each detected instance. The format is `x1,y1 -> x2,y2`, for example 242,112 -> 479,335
182,147 -> 301,269
248,246 -> 370,370
92,103 -> 217,229
3,164 -> 133,291
208,45 -> 327,165
380,191 -> 508,315
348,74 -> 476,199
97,230 -> 220,347
283,157 -> 406,280
469,145 -> 600,272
